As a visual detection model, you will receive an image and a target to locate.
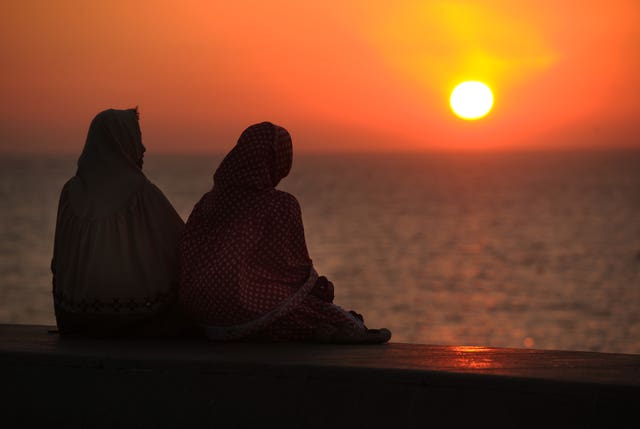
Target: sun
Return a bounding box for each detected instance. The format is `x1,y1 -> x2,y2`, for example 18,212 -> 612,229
450,81 -> 494,120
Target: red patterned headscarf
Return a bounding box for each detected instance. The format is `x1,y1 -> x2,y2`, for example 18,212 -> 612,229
179,122 -> 319,338
213,122 -> 293,190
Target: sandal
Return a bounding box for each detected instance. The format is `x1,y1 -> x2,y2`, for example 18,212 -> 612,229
328,327 -> 392,344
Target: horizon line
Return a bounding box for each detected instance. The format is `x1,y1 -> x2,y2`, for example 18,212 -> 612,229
2,145 -> 640,157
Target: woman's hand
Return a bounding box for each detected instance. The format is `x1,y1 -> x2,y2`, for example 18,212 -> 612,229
310,275 -> 334,303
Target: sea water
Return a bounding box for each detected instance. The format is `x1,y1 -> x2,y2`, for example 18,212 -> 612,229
1,150 -> 639,353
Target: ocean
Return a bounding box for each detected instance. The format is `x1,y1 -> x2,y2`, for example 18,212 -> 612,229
1,150 -> 639,353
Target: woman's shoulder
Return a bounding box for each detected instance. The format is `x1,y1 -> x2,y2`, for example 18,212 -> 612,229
138,179 -> 175,206
141,179 -> 169,201
59,176 -> 77,195
138,179 -> 184,222
56,176 -> 79,208
260,191 -> 305,227
269,190 -> 302,213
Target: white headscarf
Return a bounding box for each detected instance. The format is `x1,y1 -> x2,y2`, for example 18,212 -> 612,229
68,108 -> 147,218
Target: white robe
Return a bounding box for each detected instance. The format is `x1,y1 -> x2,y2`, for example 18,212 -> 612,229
51,108 -> 184,318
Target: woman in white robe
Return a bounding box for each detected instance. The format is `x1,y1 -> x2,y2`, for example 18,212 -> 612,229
51,108 -> 191,337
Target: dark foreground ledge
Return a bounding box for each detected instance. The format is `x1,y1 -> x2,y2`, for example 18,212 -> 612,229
2,324 -> 639,428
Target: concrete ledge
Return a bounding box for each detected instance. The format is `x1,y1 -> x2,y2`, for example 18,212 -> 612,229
2,324 -> 639,428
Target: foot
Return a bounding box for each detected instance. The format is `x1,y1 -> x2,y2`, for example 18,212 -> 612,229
361,328 -> 392,344
330,327 -> 392,344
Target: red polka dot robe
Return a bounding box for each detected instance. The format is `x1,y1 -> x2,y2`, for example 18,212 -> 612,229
179,122 -> 365,341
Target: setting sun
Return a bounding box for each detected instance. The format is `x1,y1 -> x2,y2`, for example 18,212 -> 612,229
450,81 -> 494,120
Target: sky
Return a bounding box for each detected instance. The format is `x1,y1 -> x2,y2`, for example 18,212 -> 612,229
1,0 -> 639,154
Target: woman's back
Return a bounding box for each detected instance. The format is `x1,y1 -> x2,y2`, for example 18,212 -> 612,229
52,108 -> 189,337
180,186 -> 310,326
179,122 -> 391,343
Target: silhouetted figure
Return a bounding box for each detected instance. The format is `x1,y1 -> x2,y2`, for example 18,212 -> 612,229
179,122 -> 391,343
51,108 -> 192,337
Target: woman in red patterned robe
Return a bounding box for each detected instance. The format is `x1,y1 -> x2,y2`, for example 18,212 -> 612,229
179,122 -> 391,343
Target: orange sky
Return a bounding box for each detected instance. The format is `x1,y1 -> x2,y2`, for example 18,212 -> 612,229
1,0 -> 639,153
